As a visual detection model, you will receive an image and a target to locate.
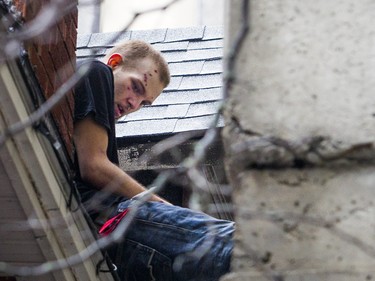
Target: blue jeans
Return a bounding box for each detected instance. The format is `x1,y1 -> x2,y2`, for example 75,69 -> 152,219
107,200 -> 235,281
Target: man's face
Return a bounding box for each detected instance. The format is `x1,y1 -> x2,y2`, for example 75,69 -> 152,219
112,57 -> 164,119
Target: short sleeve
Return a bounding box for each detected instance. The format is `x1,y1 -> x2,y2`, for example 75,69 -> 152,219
74,60 -> 115,132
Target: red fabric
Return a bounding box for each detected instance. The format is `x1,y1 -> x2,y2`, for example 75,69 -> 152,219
98,209 -> 129,236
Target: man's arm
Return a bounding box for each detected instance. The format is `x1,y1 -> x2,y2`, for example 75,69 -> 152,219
74,116 -> 169,203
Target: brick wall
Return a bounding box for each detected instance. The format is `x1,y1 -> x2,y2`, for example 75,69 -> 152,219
14,0 -> 77,160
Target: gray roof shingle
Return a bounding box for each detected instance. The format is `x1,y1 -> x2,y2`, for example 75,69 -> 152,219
178,74 -> 222,90
164,26 -> 205,42
76,25 -> 224,139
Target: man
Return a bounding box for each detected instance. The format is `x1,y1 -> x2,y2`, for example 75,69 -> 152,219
73,40 -> 234,281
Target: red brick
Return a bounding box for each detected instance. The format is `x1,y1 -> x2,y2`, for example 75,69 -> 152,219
20,0 -> 78,161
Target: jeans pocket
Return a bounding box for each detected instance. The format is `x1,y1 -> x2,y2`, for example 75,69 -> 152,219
112,238 -> 173,281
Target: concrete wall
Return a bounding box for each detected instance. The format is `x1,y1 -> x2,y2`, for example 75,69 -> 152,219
222,0 -> 375,279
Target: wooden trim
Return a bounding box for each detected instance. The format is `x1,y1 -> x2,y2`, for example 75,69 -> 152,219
0,61 -> 114,281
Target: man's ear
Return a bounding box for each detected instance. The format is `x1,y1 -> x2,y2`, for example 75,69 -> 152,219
107,53 -> 123,68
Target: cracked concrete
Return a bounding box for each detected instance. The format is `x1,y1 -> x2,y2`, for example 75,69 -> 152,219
221,0 -> 375,280
227,166 -> 375,278
223,119 -> 375,171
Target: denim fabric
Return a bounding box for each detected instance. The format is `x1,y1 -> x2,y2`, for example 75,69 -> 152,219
107,200 -> 235,281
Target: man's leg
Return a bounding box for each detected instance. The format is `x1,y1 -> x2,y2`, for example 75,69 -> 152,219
108,200 -> 235,281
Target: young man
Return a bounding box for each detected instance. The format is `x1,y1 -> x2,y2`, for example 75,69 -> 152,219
73,40 -> 234,281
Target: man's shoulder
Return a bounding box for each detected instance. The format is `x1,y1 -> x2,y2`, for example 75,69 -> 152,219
77,60 -> 112,76
75,59 -> 114,97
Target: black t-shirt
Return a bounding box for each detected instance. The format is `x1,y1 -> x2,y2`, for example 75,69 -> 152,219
74,60 -> 122,220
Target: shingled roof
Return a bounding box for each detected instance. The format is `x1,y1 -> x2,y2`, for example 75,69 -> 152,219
76,26 -> 224,141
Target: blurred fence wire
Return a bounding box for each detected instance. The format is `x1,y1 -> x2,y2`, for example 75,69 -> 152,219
0,0 -> 238,277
